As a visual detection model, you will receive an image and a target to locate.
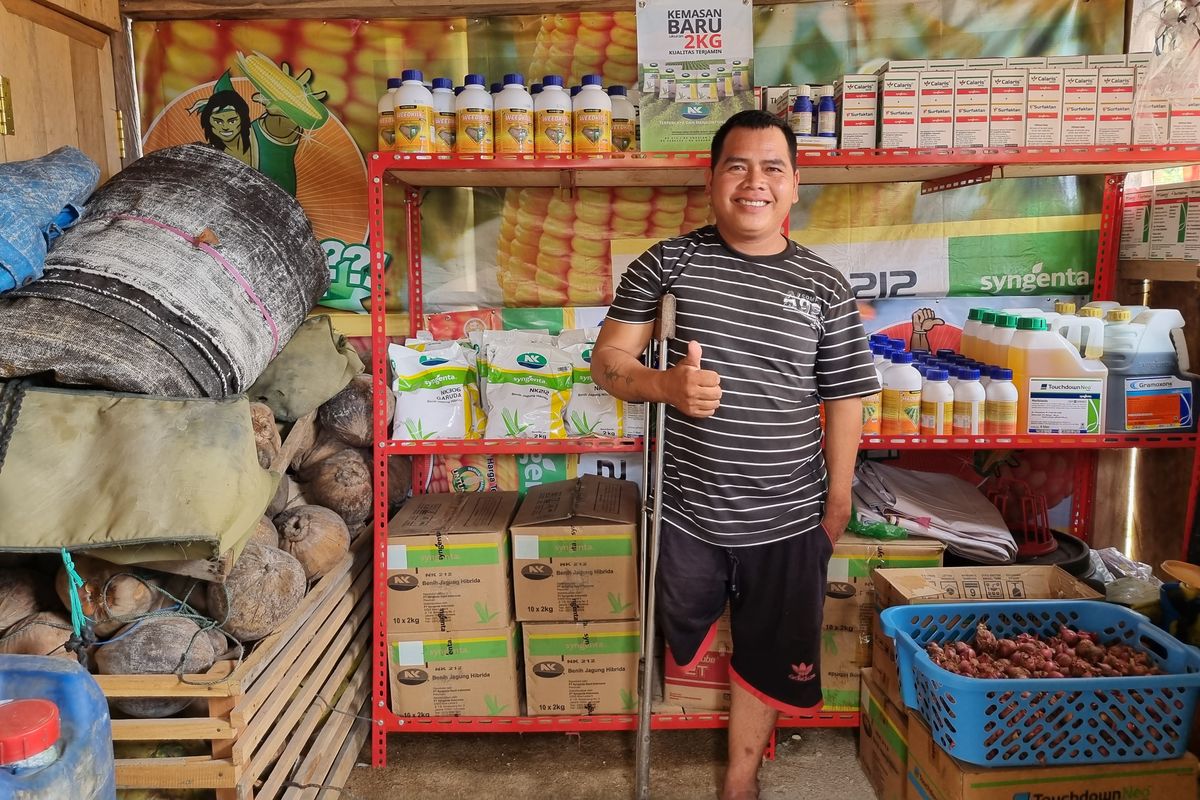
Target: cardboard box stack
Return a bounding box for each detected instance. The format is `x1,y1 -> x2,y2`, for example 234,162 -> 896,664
513,475 -> 641,715
386,491 -> 524,717
1149,182 -> 1200,262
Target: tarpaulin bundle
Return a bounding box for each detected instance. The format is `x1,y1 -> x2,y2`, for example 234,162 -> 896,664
0,146 -> 100,293
0,144 -> 329,397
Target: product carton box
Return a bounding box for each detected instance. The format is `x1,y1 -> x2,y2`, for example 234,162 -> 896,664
875,59 -> 927,74
1025,69 -> 1063,146
988,69 -> 1027,146
1086,53 -> 1128,68
663,611 -> 732,710
880,71 -> 919,147
1150,184 -> 1195,260
1120,184 -> 1155,260
965,57 -> 1006,69
859,668 -> 908,800
386,491 -> 520,634
820,535 -> 944,712
1061,67 -> 1098,145
388,623 -> 522,717
1097,67 -> 1135,145
836,74 -> 879,148
917,71 -> 955,147
1169,97 -> 1200,143
510,475 -> 639,622
1006,56 -> 1047,69
926,59 -> 968,70
762,85 -> 793,121
870,565 -> 1101,707
906,714 -> 1200,800
522,620 -> 639,715
1047,54 -> 1088,68
952,70 -> 990,147
1134,97 -> 1170,144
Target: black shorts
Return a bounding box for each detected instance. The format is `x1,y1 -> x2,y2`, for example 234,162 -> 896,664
657,518 -> 834,714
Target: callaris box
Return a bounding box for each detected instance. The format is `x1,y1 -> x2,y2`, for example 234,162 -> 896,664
1061,68 -> 1098,145
917,71 -> 955,147
952,70 -> 990,147
879,72 -> 919,148
1097,67 -> 1135,145
988,69 -> 1027,147
1025,69 -> 1064,146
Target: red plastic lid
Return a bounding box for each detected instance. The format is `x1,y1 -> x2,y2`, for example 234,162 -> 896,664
0,699 -> 60,765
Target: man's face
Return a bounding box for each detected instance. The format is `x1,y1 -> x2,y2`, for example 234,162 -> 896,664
706,126 -> 799,248
210,108 -> 242,143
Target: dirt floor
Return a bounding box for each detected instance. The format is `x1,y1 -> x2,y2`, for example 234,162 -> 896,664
346,727 -> 873,800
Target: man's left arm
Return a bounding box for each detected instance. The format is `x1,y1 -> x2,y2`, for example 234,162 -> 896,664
821,398 -> 862,540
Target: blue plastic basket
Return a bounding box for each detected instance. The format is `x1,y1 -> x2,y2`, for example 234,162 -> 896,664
880,600 -> 1200,767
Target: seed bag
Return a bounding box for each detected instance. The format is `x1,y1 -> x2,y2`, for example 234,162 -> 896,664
484,342 -> 572,439
389,341 -> 472,440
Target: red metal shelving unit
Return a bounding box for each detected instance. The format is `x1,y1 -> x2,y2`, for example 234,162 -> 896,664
369,145 -> 1200,768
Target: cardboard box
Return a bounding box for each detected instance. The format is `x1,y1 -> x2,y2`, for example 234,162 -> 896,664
988,69 -> 1027,146
510,475 -> 639,622
907,714 -> 1200,800
1097,66 -> 1135,145
880,71 -> 920,148
926,59 -> 968,70
388,624 -> 522,717
1025,69 -> 1064,146
1120,184 -> 1155,260
386,491 -> 519,634
875,59 -> 927,74
965,57 -> 1006,69
1061,68 -> 1098,145
522,620 -> 639,715
1170,97 -> 1200,143
1134,97 -> 1170,144
870,565 -> 1102,707
663,612 -> 732,710
917,71 -> 955,147
952,70 -> 991,147
820,535 -> 944,713
837,75 -> 879,148
762,85 -> 794,120
1047,54 -> 1088,68
859,668 -> 909,800
1150,185 -> 1194,260
1006,56 -> 1047,69
1086,53 -> 1128,68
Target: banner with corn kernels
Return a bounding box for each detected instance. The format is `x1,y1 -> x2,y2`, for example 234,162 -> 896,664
133,2 -> 1120,317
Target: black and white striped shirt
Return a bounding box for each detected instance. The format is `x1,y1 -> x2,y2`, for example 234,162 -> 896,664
607,226 -> 880,547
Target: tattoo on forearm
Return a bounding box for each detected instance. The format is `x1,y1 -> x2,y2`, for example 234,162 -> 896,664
604,365 -> 634,387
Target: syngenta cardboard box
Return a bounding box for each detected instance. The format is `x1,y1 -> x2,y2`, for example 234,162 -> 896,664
1026,69 -> 1064,146
952,70 -> 990,147
523,620 -> 640,715
880,71 -> 919,148
1061,67 -> 1099,145
386,491 -> 519,634
511,475 -> 639,622
388,623 -> 521,717
917,71 -> 955,147
988,69 -> 1027,146
859,668 -> 908,800
907,714 -> 1200,800
1120,185 -> 1155,260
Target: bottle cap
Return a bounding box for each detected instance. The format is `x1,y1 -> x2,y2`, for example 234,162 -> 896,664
1107,309 -> 1133,322
980,310 -> 997,325
888,338 -> 906,350
869,333 -> 890,344
530,83 -> 543,94
503,73 -> 525,86
967,307 -> 985,321
432,77 -> 453,90
386,77 -> 402,89
958,367 -> 981,381
607,85 -> 627,96
998,313 -> 1018,328
991,367 -> 1013,380
912,349 -> 930,359
890,351 -> 914,364
582,74 -> 603,86
542,75 -> 564,88
1055,301 -> 1077,314
464,74 -> 486,86
401,69 -> 424,83
821,84 -> 834,94
1016,316 -> 1049,331
927,369 -> 949,381
1078,306 -> 1104,318
490,83 -> 503,94
570,86 -> 582,97
0,699 -> 59,766
936,348 -> 956,358
914,363 -> 929,376
454,86 -> 464,95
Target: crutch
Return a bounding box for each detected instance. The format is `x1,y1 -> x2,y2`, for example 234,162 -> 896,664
634,292 -> 676,800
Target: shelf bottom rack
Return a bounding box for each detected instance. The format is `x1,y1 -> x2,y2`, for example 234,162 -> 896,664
380,709 -> 859,733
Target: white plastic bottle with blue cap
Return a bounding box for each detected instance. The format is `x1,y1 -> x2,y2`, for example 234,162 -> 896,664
817,84 -> 837,139
574,74 -> 612,154
790,85 -> 814,139
952,367 -> 986,435
535,75 -> 572,154
394,69 -> 433,153
920,368 -> 953,435
377,77 -> 401,151
609,86 -> 637,152
456,74 -> 493,154
882,351 -> 922,435
431,78 -> 456,153
495,73 -> 533,154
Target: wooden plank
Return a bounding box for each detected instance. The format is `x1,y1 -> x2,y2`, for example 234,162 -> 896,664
116,756 -> 239,789
69,36 -> 106,170
231,574 -> 371,764
36,0 -> 120,30
0,2 -> 50,163
286,690 -> 370,800
314,704 -> 370,800
96,659 -> 236,698
5,0 -> 107,48
111,716 -> 235,741
248,617 -> 370,798
1120,260 -> 1200,283
108,24 -> 139,167
94,35 -> 123,176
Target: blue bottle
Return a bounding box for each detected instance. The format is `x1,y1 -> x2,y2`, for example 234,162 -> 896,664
817,84 -> 837,138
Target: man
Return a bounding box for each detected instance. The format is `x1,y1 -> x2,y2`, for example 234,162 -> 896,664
591,109 -> 879,800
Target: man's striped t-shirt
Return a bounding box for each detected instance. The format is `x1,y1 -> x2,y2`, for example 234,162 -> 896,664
606,225 -> 880,547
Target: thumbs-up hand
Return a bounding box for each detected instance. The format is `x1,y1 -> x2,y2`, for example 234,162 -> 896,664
666,340 -> 721,418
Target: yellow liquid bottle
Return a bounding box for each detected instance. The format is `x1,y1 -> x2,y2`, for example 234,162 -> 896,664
1008,316 -> 1108,434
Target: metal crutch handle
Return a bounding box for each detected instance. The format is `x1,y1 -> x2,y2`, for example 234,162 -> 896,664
634,292 -> 676,800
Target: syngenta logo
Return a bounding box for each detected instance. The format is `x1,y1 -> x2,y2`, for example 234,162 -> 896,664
418,354 -> 449,366
581,348 -> 593,363
1012,788 -> 1140,800
978,261 -> 1092,295
516,352 -> 547,369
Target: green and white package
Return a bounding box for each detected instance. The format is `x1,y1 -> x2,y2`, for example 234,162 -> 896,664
389,341 -> 472,440
484,343 -> 573,439
560,328 -> 644,437
478,330 -> 554,413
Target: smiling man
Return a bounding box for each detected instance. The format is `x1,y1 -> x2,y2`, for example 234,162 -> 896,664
591,110 -> 880,800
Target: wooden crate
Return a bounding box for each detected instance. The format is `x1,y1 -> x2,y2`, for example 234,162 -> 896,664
95,538 -> 371,800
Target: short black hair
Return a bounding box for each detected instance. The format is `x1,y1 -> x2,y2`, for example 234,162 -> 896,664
201,89 -> 252,153
710,109 -> 797,169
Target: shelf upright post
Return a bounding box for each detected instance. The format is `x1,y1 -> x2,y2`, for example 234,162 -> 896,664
1093,173 -> 1126,302
1184,446 -> 1200,561
368,156 -> 393,769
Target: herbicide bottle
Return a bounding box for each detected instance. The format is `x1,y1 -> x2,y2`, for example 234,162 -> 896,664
993,313 -> 1020,368
574,75 -> 612,154
394,69 -> 434,153
862,363 -> 883,436
961,308 -> 987,359
976,310 -> 999,364
495,73 -> 534,154
377,77 -> 401,151
1055,301 -> 1105,359
1008,316 -> 1108,435
456,74 -> 494,154
817,85 -> 838,138
952,367 -> 986,435
985,368 -> 1019,435
790,85 -> 813,138
882,351 -> 922,435
609,86 -> 637,152
1101,308 -> 1193,432
535,75 -> 572,154
920,369 -> 954,435
431,78 -> 456,153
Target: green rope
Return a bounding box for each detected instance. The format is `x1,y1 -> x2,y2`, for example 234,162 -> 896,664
59,549 -> 88,639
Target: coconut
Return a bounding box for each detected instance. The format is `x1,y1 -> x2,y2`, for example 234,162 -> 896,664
250,402 -> 281,470
95,617 -> 215,717
207,544 -> 306,643
248,515 -> 279,548
0,611 -> 73,658
302,449 -> 372,526
266,474 -> 291,518
388,456 -> 412,514
0,569 -> 41,633
293,428 -> 348,477
55,555 -> 158,637
318,374 -> 394,448
274,506 -> 350,580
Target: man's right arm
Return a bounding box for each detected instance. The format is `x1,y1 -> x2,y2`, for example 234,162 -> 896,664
591,319 -> 722,418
